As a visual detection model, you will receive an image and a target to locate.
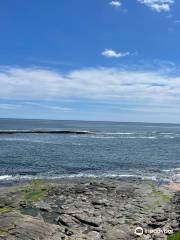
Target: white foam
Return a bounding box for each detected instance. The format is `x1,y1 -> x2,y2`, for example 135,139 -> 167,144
90,136 -> 157,139
159,133 -> 174,135
90,136 -> 119,139
126,136 -> 156,139
0,173 -> 164,182
161,168 -> 180,183
0,175 -> 37,181
162,168 -> 180,172
0,175 -> 13,180
101,132 -> 134,135
173,174 -> 180,182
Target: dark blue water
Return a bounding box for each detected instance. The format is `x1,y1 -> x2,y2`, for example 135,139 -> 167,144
0,119 -> 180,183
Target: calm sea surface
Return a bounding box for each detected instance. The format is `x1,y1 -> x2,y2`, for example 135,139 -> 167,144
0,119 -> 180,184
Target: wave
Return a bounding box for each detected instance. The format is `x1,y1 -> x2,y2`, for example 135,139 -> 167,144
159,133 -> 174,135
99,132 -> 135,135
0,130 -> 179,141
162,168 -> 180,172
0,173 -> 156,181
0,171 -> 179,183
90,136 -> 157,139
0,175 -> 13,180
161,168 -> 180,183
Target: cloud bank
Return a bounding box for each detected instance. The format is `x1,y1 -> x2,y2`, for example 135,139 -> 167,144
0,66 -> 180,108
0,104 -> 21,110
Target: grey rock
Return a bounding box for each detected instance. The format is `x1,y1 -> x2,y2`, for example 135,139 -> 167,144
0,180 -> 179,240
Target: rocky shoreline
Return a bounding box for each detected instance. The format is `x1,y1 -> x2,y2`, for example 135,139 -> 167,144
0,179 -> 179,240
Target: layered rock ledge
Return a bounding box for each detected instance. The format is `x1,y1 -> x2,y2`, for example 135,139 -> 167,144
0,179 -> 179,240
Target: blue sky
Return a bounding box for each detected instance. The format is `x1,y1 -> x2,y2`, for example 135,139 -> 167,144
0,0 -> 180,123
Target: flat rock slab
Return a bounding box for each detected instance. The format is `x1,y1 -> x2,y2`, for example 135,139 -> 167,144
0,180 -> 179,240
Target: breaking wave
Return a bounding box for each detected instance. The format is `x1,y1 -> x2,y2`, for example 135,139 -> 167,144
0,170 -> 179,183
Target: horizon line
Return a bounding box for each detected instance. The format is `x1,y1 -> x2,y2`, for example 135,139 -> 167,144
0,117 -> 180,125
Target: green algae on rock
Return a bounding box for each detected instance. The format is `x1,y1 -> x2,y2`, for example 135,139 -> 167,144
21,179 -> 52,206
0,207 -> 15,215
168,231 -> 180,240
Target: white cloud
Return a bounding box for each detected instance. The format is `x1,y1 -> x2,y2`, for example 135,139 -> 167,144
46,106 -> 72,111
137,0 -> 174,12
102,49 -> 130,58
0,104 -> 21,110
174,20 -> 180,24
24,102 -> 72,111
0,66 -> 180,110
109,1 -> 122,8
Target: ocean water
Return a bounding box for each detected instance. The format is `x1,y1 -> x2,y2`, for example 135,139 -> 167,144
0,118 -> 180,184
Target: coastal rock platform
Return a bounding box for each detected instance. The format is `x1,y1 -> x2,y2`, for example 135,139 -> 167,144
0,179 -> 179,240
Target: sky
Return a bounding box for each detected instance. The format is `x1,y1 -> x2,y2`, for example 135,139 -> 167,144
0,0 -> 180,123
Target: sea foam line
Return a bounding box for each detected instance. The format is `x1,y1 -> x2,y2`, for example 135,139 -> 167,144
0,173 -> 173,182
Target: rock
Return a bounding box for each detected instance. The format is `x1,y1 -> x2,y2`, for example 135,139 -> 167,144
0,180 -> 178,240
148,222 -> 165,228
171,220 -> 179,229
74,215 -> 100,227
56,214 -> 79,229
87,231 -> 101,239
105,228 -> 131,240
36,212 -> 44,221
64,227 -> 73,236
151,214 -> 168,222
0,212 -> 64,240
91,199 -> 109,207
56,216 -> 69,227
35,201 -> 52,212
81,197 -> 87,202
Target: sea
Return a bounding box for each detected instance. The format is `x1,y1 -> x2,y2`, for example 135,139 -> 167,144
0,118 -> 180,185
